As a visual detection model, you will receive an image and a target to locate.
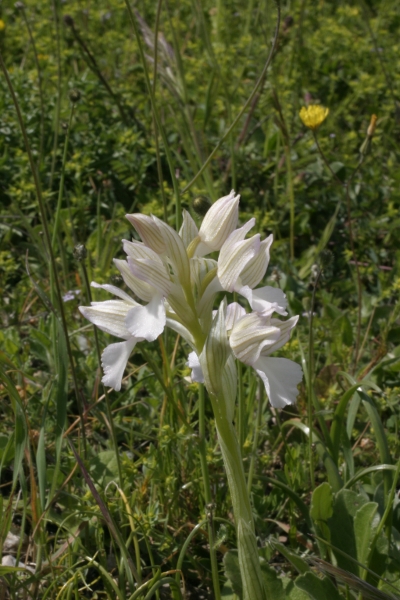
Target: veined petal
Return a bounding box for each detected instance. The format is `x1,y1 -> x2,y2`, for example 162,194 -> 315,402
128,257 -> 171,297
152,216 -> 190,283
123,239 -> 164,264
196,190 -> 240,254
196,275 -> 223,320
125,293 -> 166,342
114,259 -> 154,303
221,217 -> 255,248
225,302 -> 246,330
91,281 -> 135,303
254,357 -> 303,408
187,351 -> 204,383
218,234 -> 260,292
245,285 -> 288,316
179,209 -> 199,249
229,312 -> 280,365
262,316 -> 299,355
190,257 -> 218,292
240,234 -> 273,289
125,214 -> 166,254
101,337 -> 139,391
166,315 -> 195,348
166,283 -> 197,329
79,300 -> 134,338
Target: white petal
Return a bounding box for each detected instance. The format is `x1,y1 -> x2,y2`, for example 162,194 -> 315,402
152,216 -> 190,284
128,257 -> 171,297
197,190 -> 240,253
225,302 -> 246,330
79,300 -> 134,338
166,316 -> 195,348
125,294 -> 166,342
240,234 -> 273,289
101,337 -> 139,391
125,214 -> 166,254
187,351 -> 204,383
91,281 -> 135,303
254,357 -> 303,408
114,259 -> 154,303
179,210 -> 199,248
218,234 -> 260,292
246,285 -> 288,316
123,239 -> 164,264
229,312 -> 281,365
263,316 -> 299,355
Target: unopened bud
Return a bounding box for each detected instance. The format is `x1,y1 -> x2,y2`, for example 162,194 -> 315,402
69,89 -> 81,103
192,195 -> 212,217
73,244 -> 87,261
367,114 -> 377,137
63,14 -> 75,27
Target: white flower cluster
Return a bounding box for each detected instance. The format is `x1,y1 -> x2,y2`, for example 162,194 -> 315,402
79,191 -> 302,407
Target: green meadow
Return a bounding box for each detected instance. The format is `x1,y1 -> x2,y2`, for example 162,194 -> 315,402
1,0 -> 400,598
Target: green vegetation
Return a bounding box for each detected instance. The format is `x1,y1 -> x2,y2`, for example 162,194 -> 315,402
1,0 -> 400,598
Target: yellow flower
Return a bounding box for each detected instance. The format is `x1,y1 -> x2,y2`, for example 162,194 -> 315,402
0,20 -> 5,31
299,105 -> 329,130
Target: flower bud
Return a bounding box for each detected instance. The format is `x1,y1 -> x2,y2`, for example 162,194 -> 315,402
63,14 -> 75,27
192,195 -> 212,216
197,190 -> 239,254
367,114 -> 377,137
69,89 -> 81,104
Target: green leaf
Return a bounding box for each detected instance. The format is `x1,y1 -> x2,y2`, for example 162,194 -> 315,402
260,564 -> 285,600
327,489 -> 368,575
295,572 -> 344,600
354,502 -> 379,570
271,541 -> 310,575
310,483 -> 333,522
223,550 -> 243,599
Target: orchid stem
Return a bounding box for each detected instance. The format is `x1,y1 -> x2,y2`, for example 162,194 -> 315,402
198,384 -> 221,600
209,392 -> 266,600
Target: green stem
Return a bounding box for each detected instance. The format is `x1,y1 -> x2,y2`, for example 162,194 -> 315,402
124,1 -> 181,230
247,380 -> 263,494
198,384 -> 221,600
209,393 -> 266,600
49,0 -> 62,190
20,5 -> 45,167
307,269 -> 322,491
52,103 -> 74,249
283,141 -> 295,261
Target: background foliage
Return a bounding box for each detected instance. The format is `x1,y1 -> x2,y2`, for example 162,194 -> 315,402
1,0 -> 400,598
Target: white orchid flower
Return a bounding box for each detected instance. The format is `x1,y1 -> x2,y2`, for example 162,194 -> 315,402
217,217 -> 288,316
189,305 -> 301,408
193,189 -> 240,256
230,311 -> 302,408
79,191 -> 302,600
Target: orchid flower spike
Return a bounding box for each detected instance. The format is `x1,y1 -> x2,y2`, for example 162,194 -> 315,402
79,189 -> 302,407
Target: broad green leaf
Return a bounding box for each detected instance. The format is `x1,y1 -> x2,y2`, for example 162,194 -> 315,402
261,563 -> 285,600
223,550 -> 243,599
354,502 -> 379,571
295,572 -> 344,600
327,489 -> 368,575
310,482 -> 333,522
